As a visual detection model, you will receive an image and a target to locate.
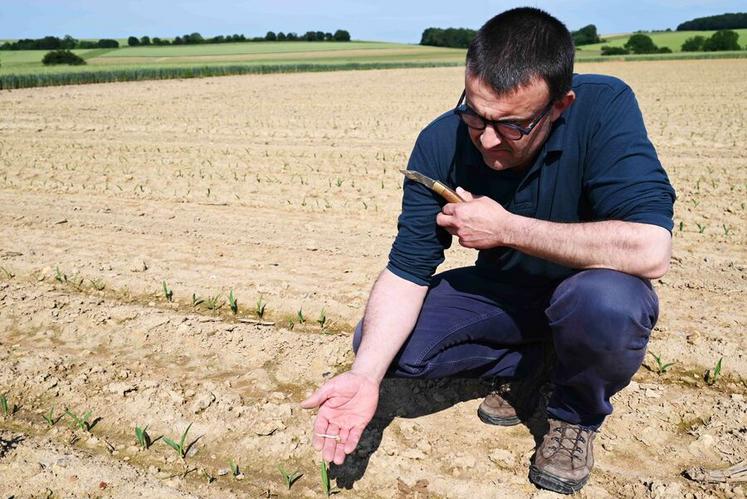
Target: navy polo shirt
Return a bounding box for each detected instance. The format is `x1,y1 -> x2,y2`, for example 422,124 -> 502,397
387,73 -> 676,287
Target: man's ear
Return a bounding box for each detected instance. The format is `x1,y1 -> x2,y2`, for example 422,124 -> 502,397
551,90 -> 575,120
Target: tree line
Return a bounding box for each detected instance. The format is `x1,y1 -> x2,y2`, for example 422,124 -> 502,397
420,25 -> 604,48
0,30 -> 351,52
677,13 -> 747,31
127,30 -> 350,46
1,36 -> 119,50
601,29 -> 743,55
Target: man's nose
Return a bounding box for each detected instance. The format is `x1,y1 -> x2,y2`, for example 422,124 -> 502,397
480,124 -> 503,149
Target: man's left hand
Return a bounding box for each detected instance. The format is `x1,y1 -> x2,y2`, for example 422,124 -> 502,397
436,187 -> 515,249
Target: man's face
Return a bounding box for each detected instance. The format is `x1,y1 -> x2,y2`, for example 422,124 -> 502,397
464,73 -> 566,172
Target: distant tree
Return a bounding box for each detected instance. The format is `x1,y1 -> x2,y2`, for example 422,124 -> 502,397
128,36 -> 140,46
277,31 -> 286,41
600,46 -> 630,55
302,31 -> 316,41
42,49 -> 86,65
77,40 -> 97,49
333,29 -> 351,41
681,35 -> 705,51
184,32 -> 204,44
420,27 -> 474,48
624,33 -> 658,54
703,29 -> 741,51
173,36 -> 184,45
324,32 -> 333,41
571,24 -> 601,45
61,35 -> 78,49
315,31 -> 325,41
97,39 -> 119,48
152,37 -> 167,45
140,36 -> 151,46
677,12 -> 747,31
657,46 -> 672,53
265,31 -> 277,41
286,32 -> 298,41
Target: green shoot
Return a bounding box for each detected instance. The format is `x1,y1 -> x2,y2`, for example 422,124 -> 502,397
229,458 -> 239,477
278,465 -> 303,490
54,266 -> 67,283
320,460 -> 331,496
0,394 -> 10,417
705,357 -> 723,386
135,425 -> 151,449
89,278 -> 105,291
204,294 -> 223,311
191,293 -> 203,307
722,224 -> 732,236
678,221 -> 684,232
162,281 -> 173,302
163,422 -> 192,459
256,296 -> 267,319
202,469 -> 216,483
649,352 -> 675,375
229,289 -> 238,315
317,308 -> 327,329
297,308 -> 306,324
65,408 -> 93,432
696,222 -> 706,234
0,266 -> 14,279
43,405 -> 61,426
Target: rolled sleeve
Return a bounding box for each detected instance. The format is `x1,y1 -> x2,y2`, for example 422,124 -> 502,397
387,138 -> 452,285
584,85 -> 676,232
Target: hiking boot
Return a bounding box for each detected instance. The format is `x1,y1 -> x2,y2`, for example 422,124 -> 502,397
529,417 -> 596,494
478,346 -> 555,426
477,377 -> 542,426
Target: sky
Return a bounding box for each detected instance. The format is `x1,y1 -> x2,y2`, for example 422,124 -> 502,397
1,0 -> 744,43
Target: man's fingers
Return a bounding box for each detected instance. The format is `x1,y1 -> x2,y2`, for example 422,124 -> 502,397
436,212 -> 456,230
441,202 -> 457,216
322,423 -> 340,463
311,414 -> 329,451
344,426 -> 364,454
455,186 -> 474,201
300,383 -> 331,409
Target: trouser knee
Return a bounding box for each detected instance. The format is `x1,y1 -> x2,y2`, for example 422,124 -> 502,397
547,269 -> 658,356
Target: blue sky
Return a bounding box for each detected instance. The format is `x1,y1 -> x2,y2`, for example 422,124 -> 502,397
2,1 -> 744,43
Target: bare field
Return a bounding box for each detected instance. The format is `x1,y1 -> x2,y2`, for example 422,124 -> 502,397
0,60 -> 745,498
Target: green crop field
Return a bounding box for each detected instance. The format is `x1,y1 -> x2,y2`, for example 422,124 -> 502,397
1,31 -> 746,89
576,29 -> 747,55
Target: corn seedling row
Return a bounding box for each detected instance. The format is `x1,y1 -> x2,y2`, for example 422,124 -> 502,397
135,425 -> 152,450
650,352 -> 675,375
278,465 -> 303,490
65,408 -> 93,432
705,357 -> 723,386
163,422 -> 192,459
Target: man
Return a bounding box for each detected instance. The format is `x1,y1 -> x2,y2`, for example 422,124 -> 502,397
301,7 -> 675,495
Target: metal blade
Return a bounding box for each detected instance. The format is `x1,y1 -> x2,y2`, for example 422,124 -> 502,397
400,169 -> 436,189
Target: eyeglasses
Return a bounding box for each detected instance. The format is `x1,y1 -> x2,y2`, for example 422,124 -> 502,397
454,89 -> 554,141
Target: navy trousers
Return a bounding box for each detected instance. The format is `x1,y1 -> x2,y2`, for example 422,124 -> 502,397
353,267 -> 659,429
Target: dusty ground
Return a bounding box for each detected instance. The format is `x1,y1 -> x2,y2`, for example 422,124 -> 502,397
0,60 -> 745,498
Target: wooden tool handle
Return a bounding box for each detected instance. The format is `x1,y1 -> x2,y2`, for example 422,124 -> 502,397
432,182 -> 464,203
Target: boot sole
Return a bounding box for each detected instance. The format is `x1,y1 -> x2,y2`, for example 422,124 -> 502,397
477,406 -> 521,426
528,465 -> 589,495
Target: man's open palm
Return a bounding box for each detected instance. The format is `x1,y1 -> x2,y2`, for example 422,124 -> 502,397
300,371 -> 379,465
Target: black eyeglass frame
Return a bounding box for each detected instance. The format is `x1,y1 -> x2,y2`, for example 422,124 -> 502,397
454,89 -> 554,141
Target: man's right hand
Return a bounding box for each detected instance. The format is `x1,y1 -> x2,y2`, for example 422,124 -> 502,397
300,370 -> 380,465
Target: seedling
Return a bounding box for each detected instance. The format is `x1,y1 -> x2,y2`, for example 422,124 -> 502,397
256,296 -> 267,319
191,293 -> 204,307
89,278 -> 105,291
320,460 -> 331,496
201,469 -> 216,483
43,405 -> 61,426
705,357 -> 723,386
163,422 -> 192,459
65,408 -> 93,432
204,294 -> 223,311
723,224 -> 732,236
297,308 -> 306,324
278,465 -> 302,490
135,425 -> 152,449
229,458 -> 239,477
678,221 -> 684,232
54,266 -> 67,283
229,289 -> 238,315
696,223 -> 706,234
0,394 -> 11,417
317,309 -> 327,329
649,352 -> 675,375
162,281 -> 173,302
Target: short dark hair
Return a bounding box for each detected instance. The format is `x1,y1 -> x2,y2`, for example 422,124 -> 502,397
466,7 -> 574,102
